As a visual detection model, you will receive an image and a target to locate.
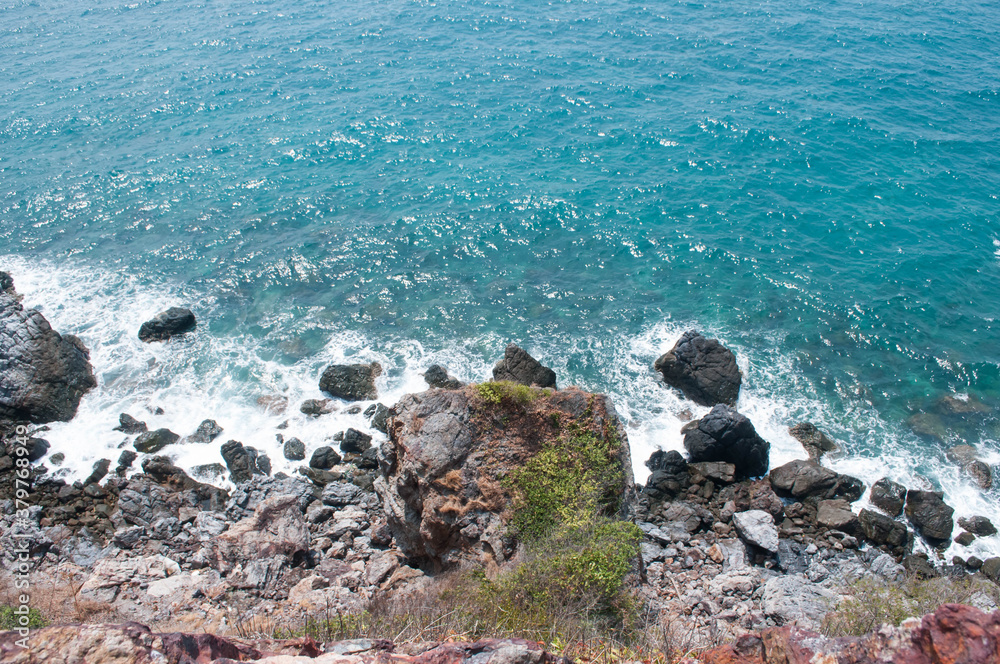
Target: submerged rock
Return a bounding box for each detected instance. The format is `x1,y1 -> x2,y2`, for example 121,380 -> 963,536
682,404 -> 769,479
0,276 -> 97,422
133,428 -> 180,454
319,362 -> 382,401
654,330 -> 741,407
114,413 -> 148,434
137,307 -> 196,342
491,343 -> 557,388
787,422 -> 838,460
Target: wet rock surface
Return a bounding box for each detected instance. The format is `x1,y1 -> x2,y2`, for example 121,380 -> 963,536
319,362 -> 382,401
138,307 -> 197,342
491,343 -> 557,388
654,330 -> 742,407
683,405 -> 769,479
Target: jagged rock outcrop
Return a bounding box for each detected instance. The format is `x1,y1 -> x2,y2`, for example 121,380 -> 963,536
0,274 -> 96,422
0,623 -> 565,664
689,603 -> 1000,664
376,385 -> 632,570
683,405 -> 769,479
654,330 -> 742,407
319,362 -> 382,401
492,343 -> 557,388
137,307 -> 197,342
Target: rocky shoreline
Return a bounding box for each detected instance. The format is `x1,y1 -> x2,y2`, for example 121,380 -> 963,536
2,271 -> 1000,662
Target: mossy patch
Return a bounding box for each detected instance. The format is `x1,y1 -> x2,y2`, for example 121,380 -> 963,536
474,380 -> 551,406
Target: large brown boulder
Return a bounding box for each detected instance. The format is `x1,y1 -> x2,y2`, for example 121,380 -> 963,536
0,274 -> 96,422
375,385 -> 634,571
654,330 -> 742,407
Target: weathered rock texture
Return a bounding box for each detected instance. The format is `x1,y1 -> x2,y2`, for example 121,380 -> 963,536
654,330 -> 742,407
491,343 -> 557,388
683,405 -> 769,479
0,274 -> 96,422
376,386 -> 633,570
137,307 -> 197,342
319,362 -> 382,401
689,603 -> 1000,664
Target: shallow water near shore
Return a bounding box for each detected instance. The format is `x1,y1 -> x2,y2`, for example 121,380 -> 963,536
2,0 -> 1000,560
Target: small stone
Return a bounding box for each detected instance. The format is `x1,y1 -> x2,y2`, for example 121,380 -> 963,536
138,307 -> 196,342
310,446 -> 342,470
114,413 -> 148,434
958,516 -> 997,537
955,531 -> 976,546
283,437 -> 306,461
133,428 -> 180,454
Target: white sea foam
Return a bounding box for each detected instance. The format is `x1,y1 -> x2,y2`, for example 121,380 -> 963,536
3,254 -> 999,561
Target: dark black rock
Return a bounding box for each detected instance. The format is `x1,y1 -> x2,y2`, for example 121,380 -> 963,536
424,364 -> 462,389
491,343 -> 556,388
0,279 -> 97,423
870,477 -> 906,517
980,557 -> 1000,584
905,490 -> 955,543
0,272 -> 12,294
653,330 -> 741,407
84,459 -> 111,486
369,403 -> 390,434
133,428 -> 180,454
187,419 -> 223,444
682,405 -> 769,479
116,450 -> 137,475
903,553 -> 940,579
643,450 -> 690,499
340,428 -> 372,454
859,508 -> 911,554
958,515 -> 997,537
310,446 -> 342,470
137,307 -> 196,342
359,446 -> 379,470
114,413 -> 148,434
256,452 -> 272,476
25,437 -> 50,463
283,437 -> 306,461
220,439 -> 255,484
319,362 -> 382,401
769,459 -> 863,501
967,556 -> 984,570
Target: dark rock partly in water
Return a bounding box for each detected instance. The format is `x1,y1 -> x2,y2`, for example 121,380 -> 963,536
0,277 -> 97,423
340,428 -> 372,454
220,440 -> 257,484
653,330 -> 741,407
133,428 -> 180,454
491,343 -> 557,388
367,402 -> 390,434
955,531 -> 976,546
0,271 -> 12,294
965,460 -> 993,490
255,451 -> 272,476
116,449 -> 137,475
644,450 -> 690,500
114,413 -> 148,434
186,419 -> 223,444
137,307 -> 196,342
283,437 -> 306,461
958,515 -> 997,537
310,446 -> 342,470
769,459 -> 863,501
319,362 -> 382,401
869,477 -> 906,517
424,364 -> 463,389
25,437 -> 49,463
191,463 -> 227,482
905,490 -> 955,544
982,557 -> 1000,584
787,422 -> 838,460
682,404 -> 769,479
300,398 -> 336,417
84,459 -> 111,486
858,508 -> 911,555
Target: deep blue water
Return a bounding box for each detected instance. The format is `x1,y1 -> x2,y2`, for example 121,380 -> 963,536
2,0 -> 1000,555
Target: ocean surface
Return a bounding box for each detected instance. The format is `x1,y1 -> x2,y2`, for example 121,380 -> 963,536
1,0 -> 999,559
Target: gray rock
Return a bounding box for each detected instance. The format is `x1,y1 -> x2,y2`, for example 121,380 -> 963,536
220,440 -> 257,483
981,557 -> 1000,584
683,405 -> 769,479
688,461 -> 736,484
653,330 -> 741,407
424,365 -> 463,389
870,477 -> 906,517
114,413 -> 147,434
859,508 -> 911,552
732,510 -> 779,553
310,446 -> 342,470
0,279 -> 97,422
133,428 -> 180,454
226,475 -> 317,519
319,362 -> 382,401
769,459 -> 863,501
816,499 -> 860,535
905,490 -> 954,543
958,515 -> 997,537
365,550 -> 402,586
186,419 -> 223,444
300,398 -> 335,417
112,525 -> 145,549
491,343 -> 556,388
788,422 -> 838,460
369,403 -> 390,434
321,481 -> 364,508
138,307 -> 196,342
761,574 -> 838,629
283,437 -> 306,461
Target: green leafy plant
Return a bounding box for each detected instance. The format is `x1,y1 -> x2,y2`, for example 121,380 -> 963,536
0,606 -> 48,630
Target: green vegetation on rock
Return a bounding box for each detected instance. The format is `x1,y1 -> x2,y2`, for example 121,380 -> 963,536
0,606 -> 48,630
474,380 -> 550,406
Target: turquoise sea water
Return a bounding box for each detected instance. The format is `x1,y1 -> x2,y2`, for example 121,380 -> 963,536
2,0 -> 999,556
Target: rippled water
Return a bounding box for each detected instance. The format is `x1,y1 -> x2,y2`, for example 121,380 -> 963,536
2,0 -> 999,558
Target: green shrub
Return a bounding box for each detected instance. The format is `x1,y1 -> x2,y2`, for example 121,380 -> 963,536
474,381 -> 548,406
0,606 -> 48,630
